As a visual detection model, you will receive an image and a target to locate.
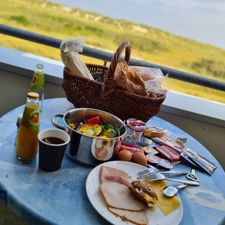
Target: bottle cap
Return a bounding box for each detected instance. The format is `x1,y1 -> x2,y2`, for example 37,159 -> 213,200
27,92 -> 39,99
36,64 -> 44,70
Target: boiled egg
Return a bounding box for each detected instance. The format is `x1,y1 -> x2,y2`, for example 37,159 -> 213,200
132,152 -> 147,166
118,150 -> 133,161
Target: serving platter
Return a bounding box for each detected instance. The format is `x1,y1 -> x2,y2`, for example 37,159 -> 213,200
86,161 -> 183,225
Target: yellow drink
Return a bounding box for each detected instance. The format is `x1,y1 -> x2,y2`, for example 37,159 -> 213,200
16,125 -> 39,162
16,94 -> 40,162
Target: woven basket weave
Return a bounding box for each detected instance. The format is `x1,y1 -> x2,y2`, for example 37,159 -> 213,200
62,41 -> 166,122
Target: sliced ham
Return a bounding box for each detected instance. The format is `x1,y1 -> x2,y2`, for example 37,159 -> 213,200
108,207 -> 148,225
100,181 -> 144,212
99,166 -> 132,186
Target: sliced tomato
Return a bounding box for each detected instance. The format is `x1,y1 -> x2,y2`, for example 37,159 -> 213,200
86,116 -> 102,125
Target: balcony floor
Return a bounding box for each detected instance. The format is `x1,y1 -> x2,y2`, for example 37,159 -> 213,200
0,202 -> 28,225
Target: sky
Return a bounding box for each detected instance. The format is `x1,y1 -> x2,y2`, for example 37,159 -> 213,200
51,0 -> 225,49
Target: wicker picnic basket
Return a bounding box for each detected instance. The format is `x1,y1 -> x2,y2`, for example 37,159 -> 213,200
62,41 -> 166,122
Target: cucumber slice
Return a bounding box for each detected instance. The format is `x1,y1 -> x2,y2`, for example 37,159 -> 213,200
93,124 -> 102,135
84,129 -> 95,136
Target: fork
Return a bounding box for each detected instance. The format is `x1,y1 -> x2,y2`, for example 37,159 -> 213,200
139,172 -> 200,186
138,167 -> 199,182
137,165 -> 159,177
137,167 -> 188,178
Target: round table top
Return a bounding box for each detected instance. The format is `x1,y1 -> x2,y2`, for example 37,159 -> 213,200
0,98 -> 224,225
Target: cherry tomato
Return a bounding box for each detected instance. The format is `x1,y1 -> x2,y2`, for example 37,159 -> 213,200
86,116 -> 101,125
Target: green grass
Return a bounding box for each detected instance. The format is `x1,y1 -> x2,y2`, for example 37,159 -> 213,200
0,0 -> 225,103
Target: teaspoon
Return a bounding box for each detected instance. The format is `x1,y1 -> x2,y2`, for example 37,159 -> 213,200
163,183 -> 187,198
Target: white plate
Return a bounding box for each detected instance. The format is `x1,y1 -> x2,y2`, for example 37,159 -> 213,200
86,161 -> 183,225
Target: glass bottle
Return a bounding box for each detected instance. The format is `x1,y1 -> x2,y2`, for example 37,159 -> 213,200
16,92 -> 40,163
31,64 -> 45,111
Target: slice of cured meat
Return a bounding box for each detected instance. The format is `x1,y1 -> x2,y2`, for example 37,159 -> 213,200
108,207 -> 148,225
100,181 -> 144,212
99,166 -> 132,186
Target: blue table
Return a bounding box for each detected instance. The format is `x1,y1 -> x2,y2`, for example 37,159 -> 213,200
0,98 -> 224,225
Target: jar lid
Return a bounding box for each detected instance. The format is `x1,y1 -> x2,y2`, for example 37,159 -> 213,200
36,64 -> 44,69
27,92 -> 39,99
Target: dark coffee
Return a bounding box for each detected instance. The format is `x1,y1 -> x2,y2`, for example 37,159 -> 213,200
42,137 -> 64,145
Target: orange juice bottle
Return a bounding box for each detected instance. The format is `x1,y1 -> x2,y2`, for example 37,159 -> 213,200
16,92 -> 40,162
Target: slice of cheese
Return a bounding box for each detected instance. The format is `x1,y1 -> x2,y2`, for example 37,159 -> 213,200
108,207 -> 148,225
100,182 -> 144,211
145,180 -> 180,215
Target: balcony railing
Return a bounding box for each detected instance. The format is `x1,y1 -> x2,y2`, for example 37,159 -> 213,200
0,24 -> 225,92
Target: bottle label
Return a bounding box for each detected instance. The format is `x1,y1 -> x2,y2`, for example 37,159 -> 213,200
31,72 -> 44,91
20,103 -> 39,134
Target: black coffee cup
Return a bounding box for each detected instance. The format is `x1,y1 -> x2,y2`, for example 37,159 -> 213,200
38,128 -> 70,172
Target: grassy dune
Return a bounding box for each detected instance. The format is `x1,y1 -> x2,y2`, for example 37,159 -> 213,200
0,0 -> 225,103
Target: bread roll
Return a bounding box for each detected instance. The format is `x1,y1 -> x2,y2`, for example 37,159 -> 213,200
114,61 -> 147,96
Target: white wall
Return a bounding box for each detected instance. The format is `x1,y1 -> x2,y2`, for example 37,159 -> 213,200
0,69 -> 65,116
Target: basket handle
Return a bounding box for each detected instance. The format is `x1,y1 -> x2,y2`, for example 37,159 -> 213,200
107,41 -> 131,79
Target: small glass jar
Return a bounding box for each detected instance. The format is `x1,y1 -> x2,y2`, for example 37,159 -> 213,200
126,118 -> 146,142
